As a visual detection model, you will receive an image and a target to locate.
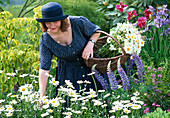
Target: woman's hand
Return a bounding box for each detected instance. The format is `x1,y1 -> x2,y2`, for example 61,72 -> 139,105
82,41 -> 94,60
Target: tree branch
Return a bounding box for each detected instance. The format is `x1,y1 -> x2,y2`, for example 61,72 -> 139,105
18,0 -> 29,18
25,0 -> 35,9
21,0 -> 45,17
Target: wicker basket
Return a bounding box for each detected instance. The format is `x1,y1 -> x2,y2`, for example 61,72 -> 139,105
84,30 -> 130,73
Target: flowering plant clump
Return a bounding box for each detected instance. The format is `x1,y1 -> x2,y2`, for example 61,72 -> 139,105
127,10 -> 137,20
141,5 -> 170,66
0,72 -> 146,118
97,22 -> 145,58
116,2 -> 127,12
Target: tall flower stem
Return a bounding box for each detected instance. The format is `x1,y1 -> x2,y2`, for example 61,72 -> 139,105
91,75 -> 98,95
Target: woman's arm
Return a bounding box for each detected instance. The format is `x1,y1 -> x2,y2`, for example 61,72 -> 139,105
82,31 -> 100,60
39,69 -> 49,97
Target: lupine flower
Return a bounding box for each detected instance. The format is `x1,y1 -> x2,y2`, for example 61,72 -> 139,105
127,10 -> 137,20
132,54 -> 145,83
137,17 -> 147,29
126,57 -> 134,77
116,2 -> 127,12
107,61 -> 118,90
144,8 -> 152,19
92,65 -> 109,90
117,58 -> 130,90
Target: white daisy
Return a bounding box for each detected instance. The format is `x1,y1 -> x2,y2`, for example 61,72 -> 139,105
131,104 -> 141,109
41,112 -> 49,117
5,112 -> 13,117
6,73 -> 16,76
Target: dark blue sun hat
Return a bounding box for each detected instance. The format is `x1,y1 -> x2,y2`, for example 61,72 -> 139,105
36,2 -> 69,22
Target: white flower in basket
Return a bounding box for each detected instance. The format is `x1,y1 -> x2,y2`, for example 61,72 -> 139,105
107,22 -> 145,56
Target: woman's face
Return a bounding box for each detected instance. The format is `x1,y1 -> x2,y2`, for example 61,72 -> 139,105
45,21 -> 61,33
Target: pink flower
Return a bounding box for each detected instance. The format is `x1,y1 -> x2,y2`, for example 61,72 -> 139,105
137,17 -> 147,29
152,102 -> 156,106
144,108 -> 149,113
167,109 -> 170,112
156,104 -> 160,107
144,110 -> 147,113
127,10 -> 137,20
146,108 -> 149,111
158,74 -> 162,78
116,2 -> 127,12
143,104 -> 147,107
144,8 -> 152,19
158,67 -> 162,71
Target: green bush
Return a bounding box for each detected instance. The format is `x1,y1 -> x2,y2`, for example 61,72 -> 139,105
44,0 -> 109,32
142,108 -> 170,118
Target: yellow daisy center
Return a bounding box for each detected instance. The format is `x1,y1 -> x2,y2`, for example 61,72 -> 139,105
22,88 -> 25,91
127,47 -> 130,51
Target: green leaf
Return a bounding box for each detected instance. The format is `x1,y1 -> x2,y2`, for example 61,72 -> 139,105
112,18 -> 121,26
154,0 -> 161,5
107,4 -> 113,9
11,77 -> 18,85
105,12 -> 117,16
0,73 -> 7,83
0,84 -> 8,92
122,14 -> 128,18
0,1 -> 3,4
7,0 -> 10,4
126,8 -> 135,12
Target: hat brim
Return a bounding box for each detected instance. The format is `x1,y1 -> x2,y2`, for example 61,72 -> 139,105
36,15 -> 69,22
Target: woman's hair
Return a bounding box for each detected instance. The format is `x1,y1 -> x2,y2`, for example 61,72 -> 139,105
40,18 -> 70,32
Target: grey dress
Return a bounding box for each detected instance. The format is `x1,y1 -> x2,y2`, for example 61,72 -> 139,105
39,16 -> 102,91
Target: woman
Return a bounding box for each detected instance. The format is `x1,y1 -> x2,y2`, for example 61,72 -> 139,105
36,2 -> 102,97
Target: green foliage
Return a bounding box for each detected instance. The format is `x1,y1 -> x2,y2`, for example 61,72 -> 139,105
140,6 -> 170,67
142,108 -> 170,118
0,44 -> 40,92
44,0 -> 108,32
96,0 -> 168,28
0,10 -> 41,51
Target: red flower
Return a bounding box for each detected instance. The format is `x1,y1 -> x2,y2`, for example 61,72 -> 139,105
116,2 -> 127,12
144,8 -> 152,19
127,10 -> 137,20
137,17 -> 147,29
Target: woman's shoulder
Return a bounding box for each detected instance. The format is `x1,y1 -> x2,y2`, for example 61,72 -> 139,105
69,16 -> 88,23
40,32 -> 49,42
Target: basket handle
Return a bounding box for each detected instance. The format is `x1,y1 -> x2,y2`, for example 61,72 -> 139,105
96,30 -> 126,55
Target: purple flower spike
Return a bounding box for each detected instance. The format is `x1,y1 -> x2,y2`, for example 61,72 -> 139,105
92,65 -> 109,90
117,58 -> 130,90
132,54 -> 145,83
126,56 -> 134,77
107,61 -> 118,90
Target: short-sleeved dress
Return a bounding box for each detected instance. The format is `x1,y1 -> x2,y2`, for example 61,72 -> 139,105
39,16 -> 102,91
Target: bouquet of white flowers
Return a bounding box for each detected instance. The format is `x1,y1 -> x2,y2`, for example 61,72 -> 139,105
97,22 -> 145,58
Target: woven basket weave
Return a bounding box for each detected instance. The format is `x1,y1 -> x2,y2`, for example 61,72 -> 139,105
84,30 -> 130,73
